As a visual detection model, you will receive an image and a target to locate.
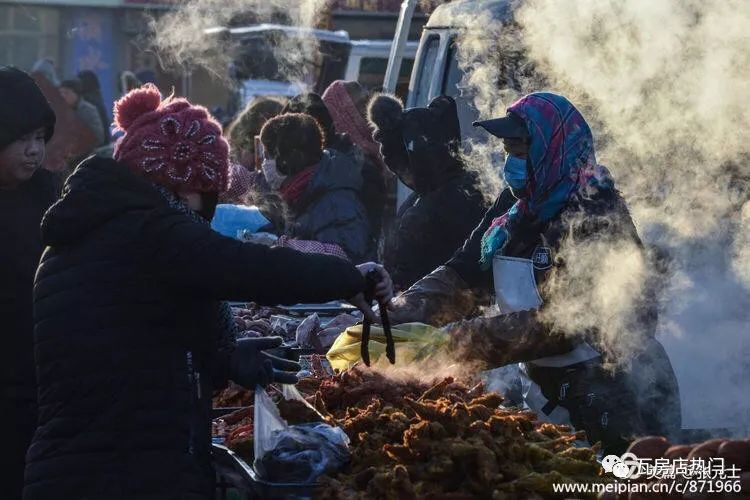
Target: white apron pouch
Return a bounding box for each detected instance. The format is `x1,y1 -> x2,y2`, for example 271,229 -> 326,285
491,255 -> 600,427
492,255 -> 543,314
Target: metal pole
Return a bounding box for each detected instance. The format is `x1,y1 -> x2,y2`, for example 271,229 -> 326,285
383,0 -> 418,94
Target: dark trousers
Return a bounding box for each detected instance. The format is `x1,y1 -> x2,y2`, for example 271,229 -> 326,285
0,397 -> 37,500
526,340 -> 681,456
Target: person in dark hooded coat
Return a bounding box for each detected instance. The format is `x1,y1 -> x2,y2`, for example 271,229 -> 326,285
0,66 -> 58,500
387,92 -> 680,455
259,113 -> 376,263
24,85 -> 392,500
368,94 -> 489,291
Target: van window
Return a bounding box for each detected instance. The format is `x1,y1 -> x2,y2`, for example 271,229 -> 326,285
443,41 -> 481,143
358,56 -> 414,100
413,35 -> 440,107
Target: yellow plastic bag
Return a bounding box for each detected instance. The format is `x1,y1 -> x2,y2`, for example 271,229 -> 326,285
326,322 -> 449,372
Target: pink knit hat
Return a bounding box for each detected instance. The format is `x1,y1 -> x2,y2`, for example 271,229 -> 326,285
322,80 -> 385,171
113,84 -> 229,193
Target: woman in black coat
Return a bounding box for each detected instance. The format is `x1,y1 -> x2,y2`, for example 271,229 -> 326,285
0,66 -> 57,500
368,94 -> 489,291
25,85 -> 391,500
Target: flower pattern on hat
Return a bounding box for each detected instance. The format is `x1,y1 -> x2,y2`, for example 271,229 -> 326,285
113,84 -> 229,193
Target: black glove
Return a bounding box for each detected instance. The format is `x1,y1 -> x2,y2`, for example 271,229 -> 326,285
229,337 -> 300,389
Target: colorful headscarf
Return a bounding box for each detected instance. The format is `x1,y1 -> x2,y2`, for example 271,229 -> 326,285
479,92 -> 614,268
322,80 -> 386,171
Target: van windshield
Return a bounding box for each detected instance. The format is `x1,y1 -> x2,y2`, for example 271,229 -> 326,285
413,35 -> 440,107
359,56 -> 414,98
443,41 -> 482,143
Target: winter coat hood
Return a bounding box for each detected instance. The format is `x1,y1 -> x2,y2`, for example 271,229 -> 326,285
301,148 -> 363,206
285,147 -> 374,262
0,66 -> 56,150
41,156 -> 165,246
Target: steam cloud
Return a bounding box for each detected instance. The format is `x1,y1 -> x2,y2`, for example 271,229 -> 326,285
451,0 -> 749,433
148,0 -> 329,84
150,0 -> 749,433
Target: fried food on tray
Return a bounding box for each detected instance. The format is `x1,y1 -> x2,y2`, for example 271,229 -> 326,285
317,366 -> 607,499
277,398 -> 326,425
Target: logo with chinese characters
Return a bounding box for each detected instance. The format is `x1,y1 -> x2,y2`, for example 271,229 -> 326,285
602,454 -> 741,482
532,246 -> 553,270
602,453 -> 641,479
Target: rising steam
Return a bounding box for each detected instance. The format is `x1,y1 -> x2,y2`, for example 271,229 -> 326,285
451,0 -> 749,432
149,0 -> 329,83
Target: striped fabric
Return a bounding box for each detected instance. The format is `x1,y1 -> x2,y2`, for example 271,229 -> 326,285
480,92 -> 614,268
277,235 -> 350,261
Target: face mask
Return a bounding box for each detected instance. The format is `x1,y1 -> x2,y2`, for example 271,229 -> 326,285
503,155 -> 528,191
262,159 -> 286,190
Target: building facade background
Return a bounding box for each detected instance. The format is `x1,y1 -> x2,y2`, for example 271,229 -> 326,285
1,0 -> 434,124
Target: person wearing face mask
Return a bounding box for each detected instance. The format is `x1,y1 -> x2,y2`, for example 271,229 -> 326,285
285,91 -> 389,250
387,92 -> 680,455
259,112 -> 376,263
0,66 -> 58,500
367,94 -> 489,291
25,85 -> 393,500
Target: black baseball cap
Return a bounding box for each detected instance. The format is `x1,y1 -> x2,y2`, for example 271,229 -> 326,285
473,111 -> 528,139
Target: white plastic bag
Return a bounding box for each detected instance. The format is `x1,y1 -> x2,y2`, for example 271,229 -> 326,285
253,385 -> 349,483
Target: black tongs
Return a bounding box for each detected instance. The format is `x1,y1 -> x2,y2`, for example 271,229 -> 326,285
361,270 -> 395,366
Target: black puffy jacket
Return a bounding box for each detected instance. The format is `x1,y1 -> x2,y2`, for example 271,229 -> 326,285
385,169 -> 488,291
25,157 -> 365,500
0,168 -> 59,400
0,168 -> 59,500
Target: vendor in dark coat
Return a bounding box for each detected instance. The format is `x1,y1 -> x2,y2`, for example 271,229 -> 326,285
24,85 -> 392,500
259,113 -> 376,263
388,93 -> 680,455
0,66 -> 58,500
368,94 -> 489,291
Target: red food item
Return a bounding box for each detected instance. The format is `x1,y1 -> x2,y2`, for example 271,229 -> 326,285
687,438 -> 727,460
226,423 -> 253,444
221,406 -> 253,425
740,472 -> 750,493
627,436 -> 671,459
213,382 -> 252,407
717,440 -> 750,469
664,445 -> 693,460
